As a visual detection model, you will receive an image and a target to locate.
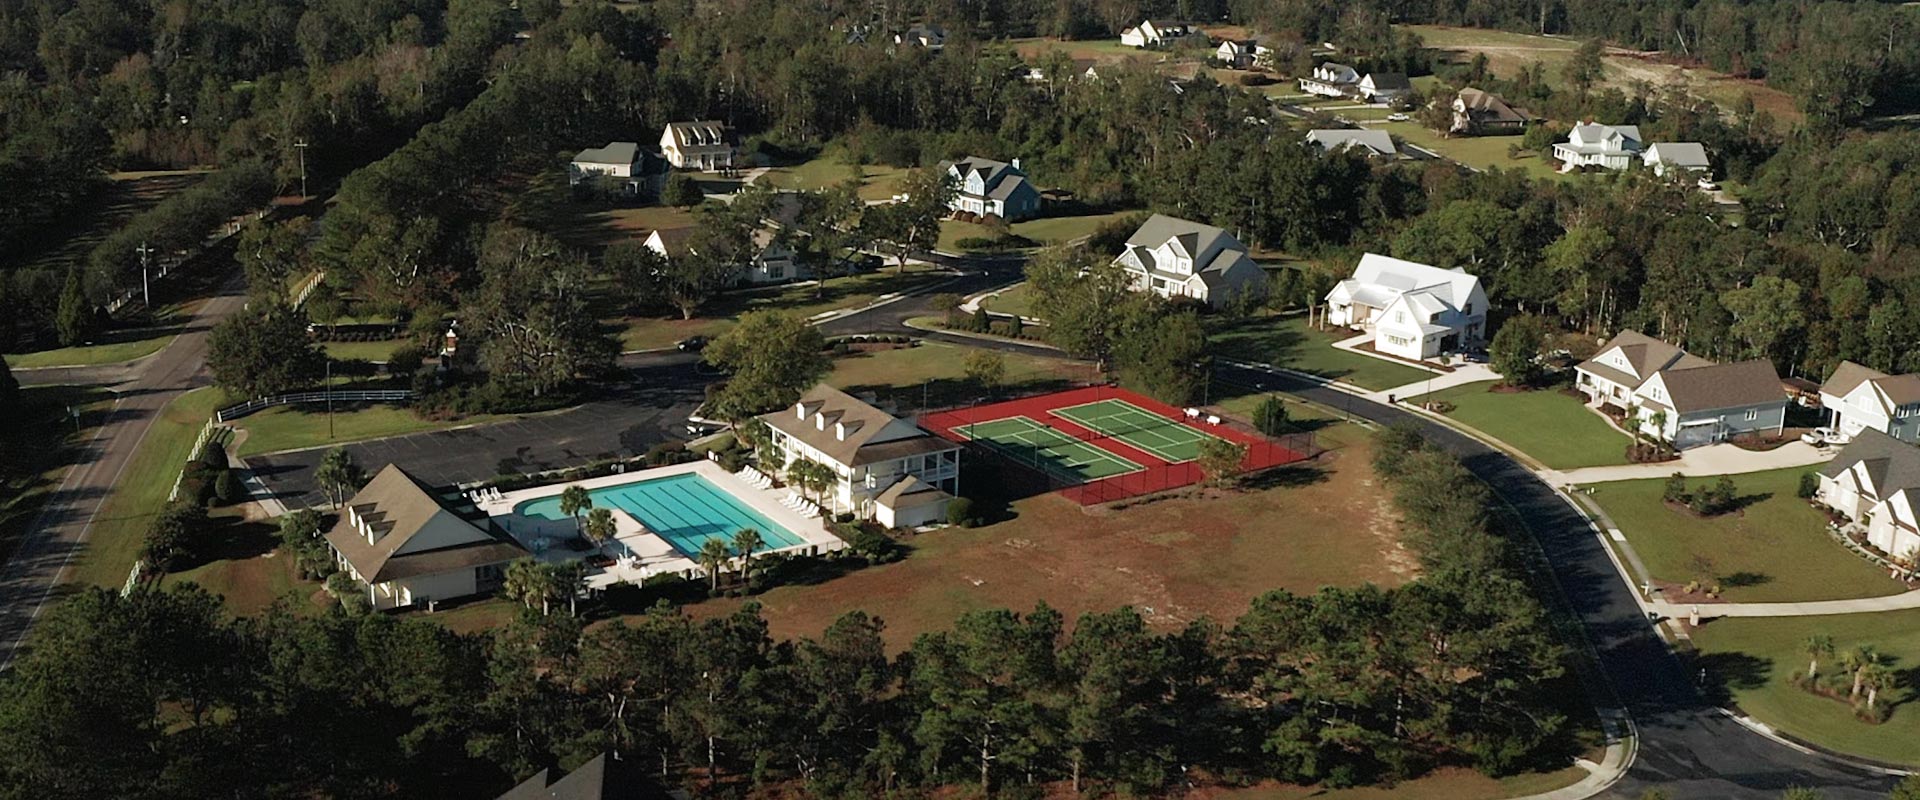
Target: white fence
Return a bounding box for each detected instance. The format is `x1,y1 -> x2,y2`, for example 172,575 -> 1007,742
215,389 -> 413,423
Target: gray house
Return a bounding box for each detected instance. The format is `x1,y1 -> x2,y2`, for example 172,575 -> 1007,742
1635,359 -> 1788,448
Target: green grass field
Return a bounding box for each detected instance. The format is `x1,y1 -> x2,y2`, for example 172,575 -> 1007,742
1371,121 -> 1565,181
1413,382 -> 1631,470
1,386 -> 112,562
937,209 -> 1142,253
542,203 -> 699,252
232,403 -> 522,457
1586,467 -> 1904,602
1053,398 -> 1219,463
957,416 -> 1142,481
826,341 -> 1086,415
1691,610 -> 1920,766
7,332 -> 176,369
979,283 -> 1036,318
758,157 -> 909,201
1209,313 -> 1435,391
70,388 -> 226,589
610,268 -> 944,352
322,339 -> 411,363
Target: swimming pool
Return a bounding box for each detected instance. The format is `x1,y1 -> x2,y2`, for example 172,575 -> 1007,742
514,473 -> 805,557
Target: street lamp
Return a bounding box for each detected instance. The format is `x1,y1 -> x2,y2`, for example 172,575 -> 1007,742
293,139 -> 309,199
134,241 -> 156,309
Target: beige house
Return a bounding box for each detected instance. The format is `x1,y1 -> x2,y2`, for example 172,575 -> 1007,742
758,384 -> 961,527
1112,214 -> 1265,308
323,464 -> 527,610
1821,361 -> 1920,444
1817,429 -> 1920,567
660,121 -> 735,171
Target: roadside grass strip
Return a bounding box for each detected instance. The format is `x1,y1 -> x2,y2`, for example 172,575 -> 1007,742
956,416 -> 1141,482
1052,399 -> 1220,463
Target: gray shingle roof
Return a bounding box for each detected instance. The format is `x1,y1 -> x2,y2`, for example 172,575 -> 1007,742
1655,359 -> 1783,415
1306,129 -> 1397,156
1646,142 -> 1710,168
1820,430 -> 1920,499
574,142 -> 638,165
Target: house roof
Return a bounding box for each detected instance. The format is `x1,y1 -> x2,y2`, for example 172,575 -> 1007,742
1566,123 -> 1642,154
1363,72 -> 1410,90
1575,329 -> 1710,390
876,474 -> 952,511
1305,129 -> 1397,157
1456,88 -> 1530,123
1823,360 -> 1920,411
323,465 -> 527,584
1823,360 -> 1890,399
574,142 -> 638,166
1820,430 -> 1920,500
760,384 -> 954,468
1318,61 -> 1358,78
1654,359 -> 1783,415
663,121 -> 730,149
1116,214 -> 1253,281
646,227 -> 696,258
1342,253 -> 1482,310
496,753 -> 668,800
941,157 -> 1033,203
1645,142 -> 1710,168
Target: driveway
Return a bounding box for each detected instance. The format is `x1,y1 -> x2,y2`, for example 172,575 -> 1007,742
1554,441 -> 1836,485
247,368 -> 704,509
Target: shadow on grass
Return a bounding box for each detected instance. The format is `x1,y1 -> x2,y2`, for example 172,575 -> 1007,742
1694,650 -> 1773,705
1206,315 -> 1357,382
171,514 -> 279,572
1719,571 -> 1772,588
1240,463 -> 1331,491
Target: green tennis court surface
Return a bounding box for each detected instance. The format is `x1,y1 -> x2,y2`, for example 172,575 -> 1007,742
1052,399 -> 1220,463
957,416 -> 1141,481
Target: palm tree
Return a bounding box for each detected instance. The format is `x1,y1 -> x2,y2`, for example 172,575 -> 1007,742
559,485 -> 593,534
554,561 -> 588,617
583,507 -> 617,546
503,559 -> 540,610
1804,634 -> 1834,681
730,528 -> 764,586
1842,645 -> 1880,700
1860,661 -> 1894,711
697,537 -> 732,593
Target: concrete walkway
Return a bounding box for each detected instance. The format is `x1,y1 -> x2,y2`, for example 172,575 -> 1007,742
1651,589 -> 1920,620
1554,441 -> 1836,485
1370,366 -> 1501,403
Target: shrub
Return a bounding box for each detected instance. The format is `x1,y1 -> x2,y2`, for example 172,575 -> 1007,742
213,469 -> 244,505
954,236 -> 997,250
1253,396 -> 1289,437
1008,315 -> 1024,338
946,496 -> 977,527
387,344 -> 427,376
1798,471 -> 1819,500
1663,472 -> 1688,503
847,526 -> 901,564
645,441 -> 691,466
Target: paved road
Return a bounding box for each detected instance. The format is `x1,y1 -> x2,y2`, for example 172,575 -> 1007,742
1204,363 -> 1899,800
0,275 -> 246,670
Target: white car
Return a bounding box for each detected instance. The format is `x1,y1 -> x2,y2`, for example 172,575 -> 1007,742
1801,427 -> 1846,446
1386,112 -> 1410,122
1697,177 -> 1721,191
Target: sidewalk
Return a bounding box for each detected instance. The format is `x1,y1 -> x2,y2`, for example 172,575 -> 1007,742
1553,441 -> 1835,485
1370,365 -> 1500,403
1652,589 -> 1920,620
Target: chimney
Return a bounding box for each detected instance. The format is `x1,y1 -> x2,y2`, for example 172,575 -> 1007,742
1011,157 -> 1022,171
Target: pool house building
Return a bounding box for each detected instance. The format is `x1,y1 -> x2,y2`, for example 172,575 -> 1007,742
324,464 -> 529,610
759,384 -> 962,528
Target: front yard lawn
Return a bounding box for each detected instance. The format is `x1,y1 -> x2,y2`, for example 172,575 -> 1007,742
233,402 -> 524,457
1209,312 -> 1434,391
827,341 -> 1086,416
978,283 -> 1034,318
937,208 -> 1142,253
1370,121 -> 1564,181
1413,382 -> 1631,470
1691,610 -> 1920,766
758,158 -> 909,201
607,268 -> 947,352
1587,466 -> 1905,603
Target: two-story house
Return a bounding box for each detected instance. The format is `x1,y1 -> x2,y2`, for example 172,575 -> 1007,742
1574,329 -> 1786,448
1299,61 -> 1361,97
323,464 -> 528,611
1119,19 -> 1196,48
643,226 -> 801,286
1356,72 -> 1411,103
939,157 -> 1041,221
1821,361 -> 1920,444
1450,88 -> 1534,134
758,384 -> 961,528
1817,429 -> 1920,565
1323,253 -> 1487,361
1112,214 -> 1266,309
1215,38 -> 1272,69
659,121 -> 735,171
1554,123 -> 1643,171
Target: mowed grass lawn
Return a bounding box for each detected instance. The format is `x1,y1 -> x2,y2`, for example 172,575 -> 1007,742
322,339 -> 411,362
162,510 -> 321,616
1691,610 -> 1920,766
1371,121 -> 1564,182
609,268 -> 946,352
70,387 -> 225,588
827,341 -> 1086,415
758,157 -> 909,201
7,332 -> 175,369
233,402 -> 525,457
978,283 -> 1035,318
1586,467 -> 1904,603
1414,382 -> 1631,470
1209,313 -> 1434,391
937,208 -> 1143,253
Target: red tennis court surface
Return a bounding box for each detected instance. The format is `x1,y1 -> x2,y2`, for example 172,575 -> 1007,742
918,386 -> 1314,505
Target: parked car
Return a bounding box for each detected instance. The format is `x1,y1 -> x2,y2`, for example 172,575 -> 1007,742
1386,112 -> 1410,122
1697,177 -> 1720,191
677,335 -> 708,352
1801,427 -> 1846,446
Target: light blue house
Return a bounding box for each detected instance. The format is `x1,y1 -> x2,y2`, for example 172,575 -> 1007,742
939,156 -> 1042,221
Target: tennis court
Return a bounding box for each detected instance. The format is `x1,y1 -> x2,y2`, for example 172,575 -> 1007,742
1053,398 -> 1220,463
956,416 -> 1142,482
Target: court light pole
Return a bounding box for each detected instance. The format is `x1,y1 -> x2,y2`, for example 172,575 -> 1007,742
294,139 -> 309,198
134,241 -> 156,308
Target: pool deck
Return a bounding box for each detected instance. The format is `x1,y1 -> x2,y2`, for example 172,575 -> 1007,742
476,460 -> 842,589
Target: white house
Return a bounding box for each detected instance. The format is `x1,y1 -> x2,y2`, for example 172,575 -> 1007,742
569,142 -> 639,190
1574,329 -> 1787,448
1299,61 -> 1360,97
1821,361 -> 1920,444
1554,123 -> 1643,171
1641,142 -> 1711,177
939,156 -> 1041,220
895,23 -> 946,50
1323,253 -> 1487,361
758,384 -> 961,527
1356,72 -> 1411,103
1450,88 -> 1533,134
1112,214 -> 1266,309
323,464 -> 528,611
1215,38 -> 1272,69
659,121 -> 735,171
1817,429 -> 1920,566
643,226 -> 801,286
1120,19 -> 1195,48
1305,129 -> 1398,158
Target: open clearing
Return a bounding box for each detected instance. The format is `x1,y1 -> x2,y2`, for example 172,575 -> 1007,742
1691,609 -> 1920,766
826,341 -> 1086,416
758,157 -> 910,201
1414,382 -> 1631,470
1587,467 -> 1904,603
938,208 -> 1142,253
1209,313 -> 1434,391
231,402 -> 527,457
605,268 -> 947,352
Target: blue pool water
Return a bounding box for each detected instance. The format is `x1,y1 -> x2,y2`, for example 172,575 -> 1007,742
514,473 -> 805,557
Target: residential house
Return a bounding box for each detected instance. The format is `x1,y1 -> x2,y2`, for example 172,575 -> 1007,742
1298,61 -> 1360,97
1120,19 -> 1195,48
895,23 -> 946,50
1574,329 -> 1786,448
1554,123 -> 1643,171
1821,361 -> 1920,443
496,752 -> 673,800
1305,129 -> 1398,158
643,226 -> 801,286
758,384 -> 961,526
1817,429 -> 1920,565
939,156 -> 1041,221
659,121 -> 735,171
1323,253 -> 1487,361
1641,142 -> 1711,178
1112,214 -> 1266,309
1215,38 -> 1272,69
1450,88 -> 1533,134
1356,72 -> 1411,103
569,142 -> 638,190
323,464 -> 528,611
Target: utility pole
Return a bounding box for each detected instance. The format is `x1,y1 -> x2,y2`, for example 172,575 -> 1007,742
326,358 -> 334,441
134,242 -> 156,309
293,139 -> 309,199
